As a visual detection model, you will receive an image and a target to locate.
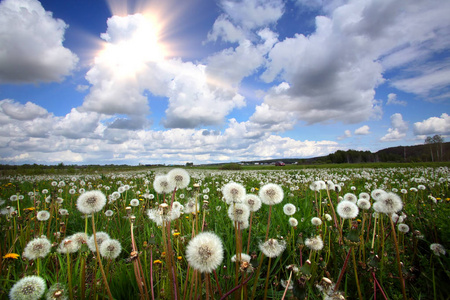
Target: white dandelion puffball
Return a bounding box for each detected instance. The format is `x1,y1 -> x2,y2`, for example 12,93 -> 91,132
87,232 -> 110,252
283,203 -> 296,216
311,217 -> 322,226
23,237 -> 52,260
231,253 -> 251,263
223,182 -> 246,204
289,217 -> 298,227
57,236 -> 80,254
259,183 -> 284,205
398,224 -> 410,233
259,238 -> 286,258
343,193 -> 357,203
153,175 -> 175,194
167,168 -> 190,189
228,203 -> 250,223
76,190 -> 107,214
375,192 -> 403,215
36,210 -> 50,221
244,194 -> 262,212
357,199 -> 371,210
186,232 -> 224,273
430,243 -> 446,256
336,201 -> 359,219
9,275 -> 46,300
100,239 -> 122,260
305,236 -> 324,251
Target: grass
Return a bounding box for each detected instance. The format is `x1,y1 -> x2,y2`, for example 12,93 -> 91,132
0,165 -> 449,299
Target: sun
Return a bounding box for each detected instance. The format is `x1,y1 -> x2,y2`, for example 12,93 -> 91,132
96,13 -> 166,77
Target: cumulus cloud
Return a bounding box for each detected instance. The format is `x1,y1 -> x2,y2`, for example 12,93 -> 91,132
0,0 -> 78,83
255,0 -> 450,125
337,130 -> 352,140
413,113 -> 450,136
381,113 -> 408,142
355,125 -> 370,135
386,93 -> 406,106
0,100 -> 49,120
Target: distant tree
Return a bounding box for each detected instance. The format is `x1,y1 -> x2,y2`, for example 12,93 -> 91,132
425,136 -> 435,161
425,135 -> 444,161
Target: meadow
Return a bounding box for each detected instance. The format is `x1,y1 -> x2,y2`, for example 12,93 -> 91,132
0,165 -> 449,299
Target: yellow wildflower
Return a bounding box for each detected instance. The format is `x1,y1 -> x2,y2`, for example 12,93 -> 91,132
153,260 -> 162,264
173,232 -> 181,237
177,256 -> 182,260
3,253 -> 20,259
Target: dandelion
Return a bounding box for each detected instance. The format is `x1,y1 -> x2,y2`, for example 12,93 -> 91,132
371,189 -> 387,201
358,192 -> 370,200
430,243 -> 446,256
326,180 -> 335,191
259,238 -> 286,258
87,232 -> 110,252
283,203 -> 296,215
59,209 -> 69,216
71,232 -> 88,245
305,236 -> 324,251
228,203 -> 250,223
105,210 -> 114,217
186,232 -> 224,273
153,175 -> 175,194
46,283 -> 67,300
336,201 -> 359,219
167,168 -> 190,189
76,190 -> 107,214
100,239 -> 122,260
343,193 -> 357,203
23,237 -> 51,260
9,275 -> 46,300
243,194 -> 262,211
57,236 -> 80,254
222,182 -> 246,204
311,217 -> 322,226
289,217 -> 298,227
324,214 -> 332,221
36,210 -> 50,221
417,185 -> 426,190
184,199 -> 199,215
10,195 -> 18,201
3,253 -> 20,259
357,198 -> 371,210
231,253 -> 251,263
259,183 -> 284,205
398,224 -> 410,233
130,199 -> 140,207
374,192 -> 403,215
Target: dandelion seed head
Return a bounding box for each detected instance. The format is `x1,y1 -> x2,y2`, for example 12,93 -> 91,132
311,217 -> 322,226
228,203 -> 250,223
186,232 -> 224,273
430,243 -> 446,256
57,236 -> 80,254
283,203 -> 296,216
259,183 -> 284,206
305,236 -> 324,251
167,168 -> 190,189
357,198 -> 371,210
153,175 -> 175,194
398,223 -> 410,233
343,193 -> 357,203
231,253 -> 251,263
9,275 -> 46,300
36,210 -> 50,221
371,189 -> 387,201
223,182 -> 246,204
130,199 -> 139,207
87,232 -> 110,252
336,201 -> 359,219
376,192 -> 403,215
288,217 -> 298,227
23,237 -> 51,260
76,190 -> 107,214
46,283 -> 67,300
100,239 -> 122,260
259,238 -> 286,258
243,194 -> 261,212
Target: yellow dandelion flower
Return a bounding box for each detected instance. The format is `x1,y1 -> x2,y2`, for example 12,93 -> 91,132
357,219 -> 362,223
177,256 -> 182,260
23,207 -> 35,211
153,260 -> 162,264
3,253 -> 20,259
173,232 -> 181,237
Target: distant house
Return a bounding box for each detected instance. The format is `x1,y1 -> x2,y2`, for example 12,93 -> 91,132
275,161 -> 285,166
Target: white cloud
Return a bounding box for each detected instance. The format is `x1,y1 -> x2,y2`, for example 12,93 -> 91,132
381,113 -> 408,142
220,0 -> 284,30
0,0 -> 78,83
0,100 -> 49,120
354,125 -> 370,135
337,130 -> 352,140
413,113 -> 450,136
386,93 -> 406,106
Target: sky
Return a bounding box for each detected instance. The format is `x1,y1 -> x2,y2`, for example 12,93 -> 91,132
0,0 -> 449,165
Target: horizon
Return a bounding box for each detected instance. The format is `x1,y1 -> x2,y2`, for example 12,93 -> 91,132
0,0 -> 449,166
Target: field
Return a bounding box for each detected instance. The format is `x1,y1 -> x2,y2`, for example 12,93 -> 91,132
1,165 -> 449,299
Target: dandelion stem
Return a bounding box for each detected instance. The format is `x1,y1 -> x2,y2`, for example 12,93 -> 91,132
390,218 -> 407,300
351,247 -> 363,300
263,257 -> 272,300
91,214 -> 113,300
334,246 -> 352,292
280,270 -> 292,300
250,253 -> 265,300
67,252 -> 73,300
221,272 -> 254,300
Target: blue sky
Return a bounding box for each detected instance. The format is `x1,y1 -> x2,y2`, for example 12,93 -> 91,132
0,0 -> 449,165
